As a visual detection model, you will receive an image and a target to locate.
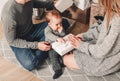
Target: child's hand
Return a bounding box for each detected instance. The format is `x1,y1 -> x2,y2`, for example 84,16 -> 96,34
57,38 -> 66,43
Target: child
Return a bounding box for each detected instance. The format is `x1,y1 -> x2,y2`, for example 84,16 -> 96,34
44,10 -> 69,79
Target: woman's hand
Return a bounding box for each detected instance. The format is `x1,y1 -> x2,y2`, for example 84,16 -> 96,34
68,35 -> 82,48
75,34 -> 82,39
53,0 -> 57,4
38,42 -> 51,51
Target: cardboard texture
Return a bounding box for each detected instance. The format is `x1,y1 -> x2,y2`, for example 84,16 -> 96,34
89,3 -> 105,26
62,6 -> 90,24
0,57 -> 43,81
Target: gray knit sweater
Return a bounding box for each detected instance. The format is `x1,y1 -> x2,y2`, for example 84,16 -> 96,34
1,0 -> 51,49
45,25 -> 66,43
74,14 -> 120,76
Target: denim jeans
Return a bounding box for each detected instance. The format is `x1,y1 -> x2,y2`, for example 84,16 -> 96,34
11,19 -> 70,71
11,22 -> 48,71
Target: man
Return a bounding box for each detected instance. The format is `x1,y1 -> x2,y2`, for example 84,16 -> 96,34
1,0 -> 53,71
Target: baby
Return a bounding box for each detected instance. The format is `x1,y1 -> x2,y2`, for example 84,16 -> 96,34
45,10 -> 69,79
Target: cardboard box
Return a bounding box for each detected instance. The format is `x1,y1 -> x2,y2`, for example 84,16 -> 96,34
62,5 -> 90,24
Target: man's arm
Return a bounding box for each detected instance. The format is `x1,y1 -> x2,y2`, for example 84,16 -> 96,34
33,0 -> 54,10
2,16 -> 38,49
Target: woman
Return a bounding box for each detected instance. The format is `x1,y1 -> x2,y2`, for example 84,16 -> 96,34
63,0 -> 120,76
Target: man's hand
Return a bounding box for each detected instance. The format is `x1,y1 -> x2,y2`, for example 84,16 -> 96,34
38,42 -> 51,51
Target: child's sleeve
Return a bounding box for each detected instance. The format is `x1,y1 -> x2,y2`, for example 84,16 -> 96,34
45,26 -> 59,42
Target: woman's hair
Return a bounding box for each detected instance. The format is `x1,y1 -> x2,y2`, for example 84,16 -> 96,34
99,0 -> 120,28
45,10 -> 62,22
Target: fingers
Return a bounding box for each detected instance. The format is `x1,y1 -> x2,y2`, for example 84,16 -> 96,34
38,42 -> 51,51
44,41 -> 50,45
60,39 -> 66,43
57,38 -> 66,43
68,35 -> 77,43
68,36 -> 76,47
43,42 -> 51,51
44,46 -> 51,51
68,35 -> 81,48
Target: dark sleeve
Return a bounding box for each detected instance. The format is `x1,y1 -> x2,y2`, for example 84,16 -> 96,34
62,18 -> 70,33
33,0 -> 54,10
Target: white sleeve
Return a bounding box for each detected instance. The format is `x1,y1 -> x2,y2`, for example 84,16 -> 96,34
74,0 -> 91,10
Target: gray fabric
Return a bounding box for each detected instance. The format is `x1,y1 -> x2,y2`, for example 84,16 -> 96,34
49,50 -> 62,71
45,25 -> 66,43
45,25 -> 66,71
0,0 -> 9,21
74,14 -> 120,76
1,0 -> 38,49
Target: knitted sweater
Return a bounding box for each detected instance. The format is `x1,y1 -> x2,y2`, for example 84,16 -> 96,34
45,25 -> 66,43
1,0 -> 52,49
74,14 -> 120,76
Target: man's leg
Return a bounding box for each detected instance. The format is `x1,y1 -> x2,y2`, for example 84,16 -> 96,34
12,22 -> 48,70
32,22 -> 48,41
11,46 -> 48,71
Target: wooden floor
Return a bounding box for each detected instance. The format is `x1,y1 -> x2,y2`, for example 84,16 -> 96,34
0,57 -> 43,81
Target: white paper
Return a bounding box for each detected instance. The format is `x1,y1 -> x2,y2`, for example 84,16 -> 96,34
52,35 -> 74,56
74,0 -> 91,10
55,0 -> 73,13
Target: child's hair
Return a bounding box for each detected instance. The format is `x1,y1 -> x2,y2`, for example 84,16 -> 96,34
45,10 -> 62,22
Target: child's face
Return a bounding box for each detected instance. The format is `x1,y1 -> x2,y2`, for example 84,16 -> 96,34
49,16 -> 62,31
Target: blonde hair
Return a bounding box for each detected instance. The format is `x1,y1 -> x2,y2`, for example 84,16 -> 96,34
99,0 -> 120,28
45,10 -> 62,22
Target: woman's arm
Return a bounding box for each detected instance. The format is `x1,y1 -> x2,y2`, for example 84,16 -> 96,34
76,18 -> 120,58
77,32 -> 119,58
80,23 -> 103,42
